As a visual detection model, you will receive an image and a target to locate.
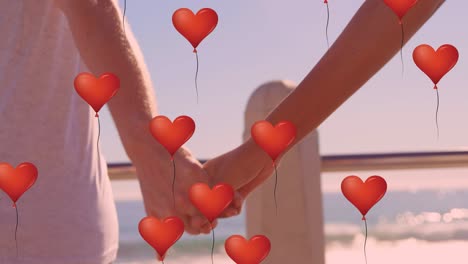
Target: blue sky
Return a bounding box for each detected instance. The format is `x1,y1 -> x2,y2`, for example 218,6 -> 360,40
99,0 -> 468,162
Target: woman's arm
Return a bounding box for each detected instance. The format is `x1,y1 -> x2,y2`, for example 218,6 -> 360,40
204,0 -> 445,200
55,0 -> 213,234
264,0 -> 444,145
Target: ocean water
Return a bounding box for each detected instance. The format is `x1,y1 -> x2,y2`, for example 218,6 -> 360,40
112,168 -> 468,263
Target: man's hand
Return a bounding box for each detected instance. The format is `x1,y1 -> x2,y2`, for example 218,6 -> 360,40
135,146 -> 216,235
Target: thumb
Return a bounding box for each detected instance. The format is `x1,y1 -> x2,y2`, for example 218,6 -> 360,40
218,191 -> 244,218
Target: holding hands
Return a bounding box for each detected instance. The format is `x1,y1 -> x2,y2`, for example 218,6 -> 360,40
139,105 -> 302,236
139,113 -> 285,236
137,135 -> 277,236
136,146 -> 214,235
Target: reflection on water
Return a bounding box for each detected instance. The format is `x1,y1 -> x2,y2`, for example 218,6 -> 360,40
112,168 -> 468,263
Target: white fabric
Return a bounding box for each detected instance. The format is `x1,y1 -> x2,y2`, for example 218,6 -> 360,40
0,1 -> 119,263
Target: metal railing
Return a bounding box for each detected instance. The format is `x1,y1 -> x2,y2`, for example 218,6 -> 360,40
107,150 -> 468,180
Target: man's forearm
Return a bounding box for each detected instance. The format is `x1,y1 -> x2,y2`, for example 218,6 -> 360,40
56,0 -> 164,159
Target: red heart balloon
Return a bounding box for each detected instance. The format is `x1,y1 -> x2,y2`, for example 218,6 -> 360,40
384,0 -> 418,22
0,162 -> 38,204
251,120 -> 296,162
172,8 -> 218,52
189,183 -> 234,223
225,235 -> 271,264
74,72 -> 120,117
413,44 -> 459,89
149,115 -> 195,157
138,216 -> 184,261
341,175 -> 387,220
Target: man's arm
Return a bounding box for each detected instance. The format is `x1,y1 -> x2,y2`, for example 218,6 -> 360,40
55,0 -> 213,234
55,0 -> 157,156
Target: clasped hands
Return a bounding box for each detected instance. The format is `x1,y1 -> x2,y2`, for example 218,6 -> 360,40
136,139 -> 276,235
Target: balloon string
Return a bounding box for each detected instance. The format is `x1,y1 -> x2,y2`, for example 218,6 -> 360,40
172,158 -> 176,208
435,88 -> 440,140
97,117 -> 101,168
400,23 -> 404,76
15,204 -> 19,258
123,0 -> 127,35
364,218 -> 368,264
273,162 -> 278,216
325,2 -> 330,48
210,222 -> 215,264
195,51 -> 199,104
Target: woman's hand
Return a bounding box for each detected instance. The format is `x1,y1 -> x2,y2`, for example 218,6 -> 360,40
203,139 -> 276,217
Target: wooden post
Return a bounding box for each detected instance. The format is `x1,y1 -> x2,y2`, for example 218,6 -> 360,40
243,80 -> 325,264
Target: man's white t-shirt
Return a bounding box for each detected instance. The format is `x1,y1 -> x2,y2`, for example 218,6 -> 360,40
0,1 -> 119,263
